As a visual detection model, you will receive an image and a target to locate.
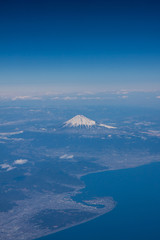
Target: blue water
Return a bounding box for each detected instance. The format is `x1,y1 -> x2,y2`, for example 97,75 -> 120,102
37,162 -> 160,240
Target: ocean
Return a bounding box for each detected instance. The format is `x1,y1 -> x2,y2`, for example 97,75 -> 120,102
37,162 -> 160,240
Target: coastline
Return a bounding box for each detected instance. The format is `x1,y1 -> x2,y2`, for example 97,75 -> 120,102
35,199 -> 116,240
35,161 -> 160,240
34,167 -> 117,240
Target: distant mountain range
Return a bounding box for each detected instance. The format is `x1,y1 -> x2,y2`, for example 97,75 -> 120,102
64,115 -> 116,129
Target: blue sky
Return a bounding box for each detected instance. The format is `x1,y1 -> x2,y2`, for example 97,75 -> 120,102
0,0 -> 160,93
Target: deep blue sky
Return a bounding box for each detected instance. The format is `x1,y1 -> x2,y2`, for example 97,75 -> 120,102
0,0 -> 160,92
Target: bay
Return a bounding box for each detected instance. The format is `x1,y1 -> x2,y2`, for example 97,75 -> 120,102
37,162 -> 160,240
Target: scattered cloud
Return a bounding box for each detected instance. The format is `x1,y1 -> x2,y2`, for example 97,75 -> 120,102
81,97 -> 101,100
0,164 -> 16,171
99,124 -> 117,129
13,159 -> 28,165
51,97 -> 60,100
12,96 -> 41,101
63,96 -> 78,100
135,121 -> 152,126
156,96 -> 160,99
143,130 -> 160,137
0,131 -> 23,136
60,154 -> 74,159
29,109 -> 41,112
0,159 -> 28,171
121,95 -> 128,99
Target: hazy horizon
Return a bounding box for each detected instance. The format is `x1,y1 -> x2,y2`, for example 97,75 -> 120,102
0,0 -> 160,93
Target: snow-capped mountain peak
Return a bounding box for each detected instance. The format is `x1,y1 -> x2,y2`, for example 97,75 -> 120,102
64,115 -> 96,128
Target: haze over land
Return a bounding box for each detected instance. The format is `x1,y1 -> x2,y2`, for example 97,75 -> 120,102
0,0 -> 160,239
0,92 -> 160,239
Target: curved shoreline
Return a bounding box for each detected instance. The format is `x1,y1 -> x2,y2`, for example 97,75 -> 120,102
35,161 -> 160,240
35,200 -> 116,240
35,168 -> 116,240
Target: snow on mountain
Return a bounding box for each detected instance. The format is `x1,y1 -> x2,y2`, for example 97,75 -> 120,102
64,115 -> 96,128
64,115 -> 116,129
99,123 -> 117,129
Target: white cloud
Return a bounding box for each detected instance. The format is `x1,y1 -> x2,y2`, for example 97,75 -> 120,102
121,95 -> 128,99
142,130 -> 160,137
156,96 -> 160,99
51,97 -> 60,100
0,164 -> 16,171
60,154 -> 74,159
0,163 -> 10,169
63,96 -> 78,100
14,159 -> 28,165
99,124 -> 117,129
81,97 -> 101,100
0,131 -> 23,136
12,96 -> 41,101
29,109 -> 41,112
135,121 -> 152,126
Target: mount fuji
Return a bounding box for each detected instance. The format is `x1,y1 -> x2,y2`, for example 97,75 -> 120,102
64,115 -> 116,129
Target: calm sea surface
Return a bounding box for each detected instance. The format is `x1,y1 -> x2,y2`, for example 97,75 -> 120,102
37,162 -> 160,240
